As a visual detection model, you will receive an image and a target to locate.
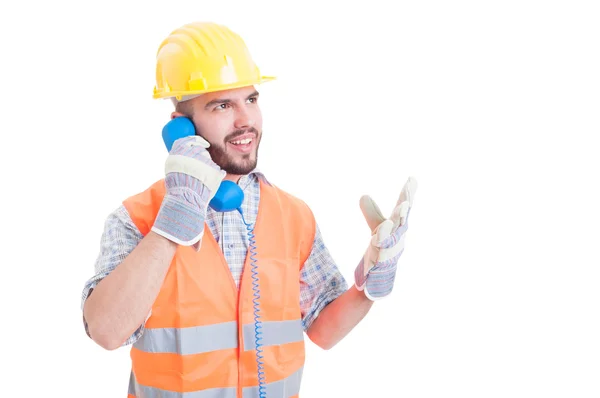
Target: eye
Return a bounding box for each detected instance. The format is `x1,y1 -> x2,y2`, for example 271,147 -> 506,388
215,103 -> 230,111
247,96 -> 258,104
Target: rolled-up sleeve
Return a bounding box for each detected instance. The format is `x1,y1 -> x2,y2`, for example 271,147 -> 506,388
299,223 -> 348,331
81,205 -> 146,346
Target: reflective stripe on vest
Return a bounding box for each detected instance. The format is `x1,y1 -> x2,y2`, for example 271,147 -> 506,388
133,319 -> 304,354
129,366 -> 303,398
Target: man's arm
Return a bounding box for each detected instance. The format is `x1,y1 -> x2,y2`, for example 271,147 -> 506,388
81,206 -> 177,351
299,224 -> 373,350
306,285 -> 373,350
82,136 -> 227,350
305,177 -> 417,348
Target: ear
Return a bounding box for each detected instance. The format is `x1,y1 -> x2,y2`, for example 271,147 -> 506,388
171,111 -> 186,120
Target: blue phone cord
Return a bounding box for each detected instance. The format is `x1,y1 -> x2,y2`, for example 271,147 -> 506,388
238,209 -> 267,397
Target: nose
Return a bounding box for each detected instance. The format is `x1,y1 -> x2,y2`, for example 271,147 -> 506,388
234,106 -> 255,130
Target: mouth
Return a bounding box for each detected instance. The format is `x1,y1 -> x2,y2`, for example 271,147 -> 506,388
227,133 -> 255,153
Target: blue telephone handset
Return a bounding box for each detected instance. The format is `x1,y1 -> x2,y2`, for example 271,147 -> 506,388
161,116 -> 268,397
162,117 -> 244,212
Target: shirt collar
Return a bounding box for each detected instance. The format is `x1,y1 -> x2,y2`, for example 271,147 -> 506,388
237,168 -> 272,190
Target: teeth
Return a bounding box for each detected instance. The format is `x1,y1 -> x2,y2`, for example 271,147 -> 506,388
231,138 -> 252,145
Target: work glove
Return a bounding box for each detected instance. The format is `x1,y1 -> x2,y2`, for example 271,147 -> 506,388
151,135 -> 226,248
354,177 -> 417,300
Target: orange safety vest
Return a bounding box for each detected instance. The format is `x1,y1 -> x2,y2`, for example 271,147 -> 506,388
122,178 -> 315,398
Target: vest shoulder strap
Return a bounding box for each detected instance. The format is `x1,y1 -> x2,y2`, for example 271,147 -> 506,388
122,179 -> 166,236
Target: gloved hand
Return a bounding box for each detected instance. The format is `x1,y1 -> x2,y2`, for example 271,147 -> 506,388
354,177 -> 417,300
151,135 -> 226,248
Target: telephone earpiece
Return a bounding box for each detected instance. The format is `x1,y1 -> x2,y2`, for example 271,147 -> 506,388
162,117 -> 244,212
162,117 -> 196,152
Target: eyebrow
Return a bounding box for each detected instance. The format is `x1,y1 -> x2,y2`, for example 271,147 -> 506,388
204,91 -> 260,109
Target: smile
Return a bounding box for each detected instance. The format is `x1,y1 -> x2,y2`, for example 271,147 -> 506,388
227,134 -> 255,154
230,138 -> 253,145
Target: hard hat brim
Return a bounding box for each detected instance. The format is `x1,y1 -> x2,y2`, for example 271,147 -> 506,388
153,76 -> 276,100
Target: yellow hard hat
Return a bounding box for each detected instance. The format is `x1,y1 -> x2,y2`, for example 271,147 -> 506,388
153,22 -> 275,100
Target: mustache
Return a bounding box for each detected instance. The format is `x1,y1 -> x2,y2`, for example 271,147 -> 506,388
224,127 -> 259,142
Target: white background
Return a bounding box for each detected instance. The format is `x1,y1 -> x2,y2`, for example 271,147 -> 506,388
1,0 -> 599,396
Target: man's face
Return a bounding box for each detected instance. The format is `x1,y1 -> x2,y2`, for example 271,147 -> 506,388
177,86 -> 263,177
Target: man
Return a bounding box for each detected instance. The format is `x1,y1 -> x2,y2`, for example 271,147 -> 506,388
81,21 -> 417,397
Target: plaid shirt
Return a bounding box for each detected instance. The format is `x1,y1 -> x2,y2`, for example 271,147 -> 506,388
81,171 -> 348,346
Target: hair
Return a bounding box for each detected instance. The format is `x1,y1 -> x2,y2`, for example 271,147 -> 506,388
171,94 -> 202,118
174,99 -> 195,118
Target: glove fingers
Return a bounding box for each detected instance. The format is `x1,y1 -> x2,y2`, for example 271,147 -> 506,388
191,135 -> 211,149
390,200 -> 410,230
172,135 -> 210,150
360,195 -> 386,232
395,176 -> 418,209
373,219 -> 394,247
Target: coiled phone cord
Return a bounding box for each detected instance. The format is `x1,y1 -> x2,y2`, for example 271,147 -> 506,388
161,118 -> 267,395
239,209 -> 267,397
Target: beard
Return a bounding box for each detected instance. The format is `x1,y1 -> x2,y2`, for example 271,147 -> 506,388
203,127 -> 261,175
